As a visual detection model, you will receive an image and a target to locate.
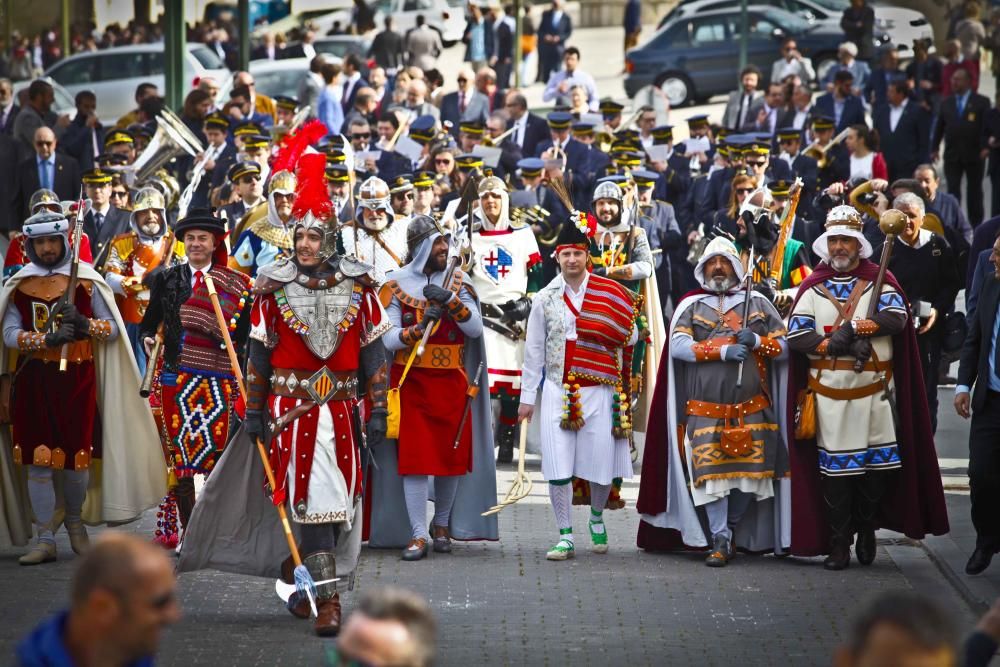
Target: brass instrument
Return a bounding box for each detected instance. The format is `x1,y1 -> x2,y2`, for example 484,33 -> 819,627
126,108 -> 204,185
849,180 -> 886,220
481,125 -> 516,148
802,127 -> 850,169
512,205 -> 554,244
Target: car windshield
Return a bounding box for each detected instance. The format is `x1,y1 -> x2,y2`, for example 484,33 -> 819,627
315,39 -> 366,58
808,0 -> 848,10
762,7 -> 813,33
190,45 -> 226,70
253,68 -> 309,99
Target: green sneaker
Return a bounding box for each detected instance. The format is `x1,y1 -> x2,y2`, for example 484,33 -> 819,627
546,538 -> 575,561
589,512 -> 609,554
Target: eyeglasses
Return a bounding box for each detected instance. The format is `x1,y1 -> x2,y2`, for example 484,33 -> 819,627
745,160 -> 766,168
434,158 -> 453,165
457,77 -> 467,83
393,192 -> 414,200
736,187 -> 755,195
110,190 -> 128,198
35,141 -> 53,146
352,132 -> 371,140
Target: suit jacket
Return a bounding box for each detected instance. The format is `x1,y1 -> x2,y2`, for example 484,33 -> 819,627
873,100 -> 931,182
508,113 -> 549,158
958,272 -> 1000,413
723,90 -> 763,130
405,26 -> 443,71
537,10 -> 572,49
864,67 -> 906,108
369,29 -> 405,70
0,104 -> 19,136
933,92 -> 991,163
251,44 -> 285,61
341,75 -> 370,113
440,90 -> 490,134
82,205 -> 131,272
533,137 -> 588,174
462,18 -> 495,62
741,100 -> 785,134
60,115 -> 105,172
297,74 -> 324,118
15,153 -> 80,220
0,134 -> 18,234
814,93 -> 867,133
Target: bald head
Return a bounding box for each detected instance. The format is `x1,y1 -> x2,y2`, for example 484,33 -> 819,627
71,532 -> 173,608
34,126 -> 56,159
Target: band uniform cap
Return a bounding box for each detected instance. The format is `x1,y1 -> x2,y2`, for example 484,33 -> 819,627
325,163 -> 351,182
812,115 -> 836,130
325,149 -> 348,165
174,208 -> 228,239
456,153 -> 484,170
687,114 -> 710,129
596,174 -> 628,188
546,111 -> 573,129
228,160 -> 262,183
459,120 -> 485,136
234,121 -> 264,137
205,111 -> 230,129
127,122 -> 154,139
768,178 -> 792,197
571,122 -> 595,137
412,170 -> 436,188
599,100 -> 624,116
409,115 -> 437,143
104,129 -> 134,148
274,95 -> 299,111
390,174 -> 414,194
776,126 -> 802,142
651,125 -> 673,141
242,133 -> 270,149
517,157 -> 544,177
717,126 -> 736,140
631,169 -> 658,187
96,152 -> 129,167
82,168 -> 113,185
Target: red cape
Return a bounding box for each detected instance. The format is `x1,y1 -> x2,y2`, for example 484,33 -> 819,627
783,260 -> 949,556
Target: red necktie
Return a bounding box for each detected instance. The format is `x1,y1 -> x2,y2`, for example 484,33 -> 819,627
459,92 -> 466,114
193,270 -> 205,292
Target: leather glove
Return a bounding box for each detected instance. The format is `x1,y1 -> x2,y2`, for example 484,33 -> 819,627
45,321 -> 76,347
826,321 -> 855,356
722,344 -> 750,362
423,283 -> 453,304
56,302 -> 90,332
736,328 -> 757,348
420,303 -> 443,328
850,337 -> 872,365
499,298 -> 531,323
367,409 -> 388,447
244,409 -> 268,442
591,266 -> 607,277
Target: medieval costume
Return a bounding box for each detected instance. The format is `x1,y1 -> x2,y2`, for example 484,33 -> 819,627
521,215 -> 640,560
636,237 -> 792,564
179,153 -> 389,637
467,176 -> 543,463
4,189 -> 93,282
340,176 -> 410,285
372,214 -> 499,559
785,205 -> 948,569
229,169 -> 297,277
139,211 -> 253,536
0,210 -> 164,563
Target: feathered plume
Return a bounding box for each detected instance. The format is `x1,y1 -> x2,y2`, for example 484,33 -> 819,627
271,119 -> 328,175
292,152 -> 333,221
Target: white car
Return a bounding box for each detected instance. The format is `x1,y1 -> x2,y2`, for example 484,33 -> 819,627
294,0 -> 466,47
43,44 -> 231,124
215,58 -> 326,108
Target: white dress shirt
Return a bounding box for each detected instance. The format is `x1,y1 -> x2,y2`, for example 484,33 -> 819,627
888,99 -> 907,133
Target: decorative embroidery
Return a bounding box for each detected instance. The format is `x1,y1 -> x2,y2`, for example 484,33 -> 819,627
818,444 -> 901,476
172,372 -> 235,474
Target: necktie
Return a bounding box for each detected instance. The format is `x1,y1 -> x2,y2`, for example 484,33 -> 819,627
993,306 -> 1000,381
193,270 -> 205,292
459,92 -> 466,115
738,94 -> 748,127
958,95 -> 966,117
40,160 -> 49,189
94,212 -> 103,230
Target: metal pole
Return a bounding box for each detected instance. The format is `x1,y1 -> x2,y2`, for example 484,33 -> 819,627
738,0 -> 748,70
164,0 -> 186,111
61,0 -> 70,60
238,0 -> 250,72
513,0 -> 522,89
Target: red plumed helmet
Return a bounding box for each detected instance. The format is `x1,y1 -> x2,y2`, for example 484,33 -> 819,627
271,119 -> 328,175
292,152 -> 333,221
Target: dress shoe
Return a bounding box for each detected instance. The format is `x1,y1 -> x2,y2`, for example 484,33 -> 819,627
496,423 -> 515,464
314,594 -> 342,637
19,542 -> 56,566
65,519 -> 90,556
824,539 -> 851,571
432,526 -> 452,553
705,534 -> 732,568
966,547 -> 995,575
401,538 -> 428,561
286,591 -> 311,619
855,528 -> 876,566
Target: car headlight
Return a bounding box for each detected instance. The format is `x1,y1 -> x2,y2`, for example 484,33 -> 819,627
911,18 -> 928,27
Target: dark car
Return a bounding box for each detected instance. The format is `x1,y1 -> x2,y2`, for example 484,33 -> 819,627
624,6 -> 843,105
312,35 -> 374,61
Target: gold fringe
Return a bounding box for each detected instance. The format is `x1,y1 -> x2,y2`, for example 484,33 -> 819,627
692,422 -> 780,438
560,418 -> 586,431
693,471 -> 777,486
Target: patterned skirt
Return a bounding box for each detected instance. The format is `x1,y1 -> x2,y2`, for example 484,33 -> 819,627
161,370 -> 236,476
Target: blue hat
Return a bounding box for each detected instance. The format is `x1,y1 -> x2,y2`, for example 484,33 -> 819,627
517,157 -> 545,176
546,111 -> 573,129
631,169 -> 658,186
776,126 -> 803,141
409,114 -> 438,143
687,114 -> 710,129
597,174 -> 629,186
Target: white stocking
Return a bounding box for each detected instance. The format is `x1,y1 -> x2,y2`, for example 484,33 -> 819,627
548,483 -> 573,543
26,466 -> 55,544
402,475 -> 430,540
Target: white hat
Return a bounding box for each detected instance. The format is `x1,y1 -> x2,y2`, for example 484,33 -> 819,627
694,236 -> 745,289
839,41 -> 858,57
812,204 -> 873,263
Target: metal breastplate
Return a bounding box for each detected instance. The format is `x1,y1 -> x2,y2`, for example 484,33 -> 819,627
283,278 -> 356,359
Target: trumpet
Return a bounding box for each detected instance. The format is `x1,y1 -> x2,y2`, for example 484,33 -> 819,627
802,127 -> 850,169
482,125 -> 516,147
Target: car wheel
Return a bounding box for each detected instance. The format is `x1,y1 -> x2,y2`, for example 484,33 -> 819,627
814,52 -> 838,86
655,72 -> 694,107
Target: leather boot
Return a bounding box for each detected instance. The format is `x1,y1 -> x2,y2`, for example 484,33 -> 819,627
314,593 -> 342,637
64,518 -> 90,556
496,422 -> 516,464
822,476 -> 853,571
286,591 -> 312,620
174,477 -> 196,529
854,472 -> 887,566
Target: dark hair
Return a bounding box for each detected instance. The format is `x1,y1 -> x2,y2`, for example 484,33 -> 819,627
846,592 -> 957,658
74,90 -> 96,106
889,178 -> 927,198
309,55 -> 325,73
320,62 -> 342,84
345,53 -> 364,71
506,91 -> 527,111
379,112 -> 400,130
355,587 -> 436,667
740,64 -> 761,79
564,46 -> 580,59
384,15 -> 393,28
888,80 -> 909,97
914,163 -> 938,180
415,14 -> 426,26
834,69 -> 855,83
230,84 -> 251,100
138,95 -> 164,119
183,89 -> 212,118
850,123 -> 879,151
135,82 -> 157,101
27,79 -> 52,101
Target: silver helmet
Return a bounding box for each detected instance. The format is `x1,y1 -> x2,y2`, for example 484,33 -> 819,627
591,180 -> 623,208
293,211 -> 340,263
356,176 -> 394,231
406,214 -> 444,257
22,210 -> 72,268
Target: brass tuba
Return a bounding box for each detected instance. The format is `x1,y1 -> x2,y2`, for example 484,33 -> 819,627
802,127 -> 851,169
848,180 -> 885,220
127,108 -> 204,184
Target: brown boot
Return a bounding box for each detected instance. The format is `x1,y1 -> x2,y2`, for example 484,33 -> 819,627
286,591 -> 312,620
314,593 -> 342,637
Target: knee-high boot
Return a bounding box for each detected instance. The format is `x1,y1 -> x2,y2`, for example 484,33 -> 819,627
174,477 -> 196,529
822,476 -> 854,571
854,471 -> 889,566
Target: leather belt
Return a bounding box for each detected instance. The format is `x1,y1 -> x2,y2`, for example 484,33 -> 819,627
807,370 -> 893,400
394,343 -> 464,370
685,394 -> 769,420
271,368 -> 359,404
810,359 -> 885,372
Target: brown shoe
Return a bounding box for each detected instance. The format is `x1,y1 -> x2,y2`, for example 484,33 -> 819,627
286,591 -> 311,619
314,594 -> 342,637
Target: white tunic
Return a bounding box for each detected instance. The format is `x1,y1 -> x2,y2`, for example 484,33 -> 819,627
341,219 -> 410,285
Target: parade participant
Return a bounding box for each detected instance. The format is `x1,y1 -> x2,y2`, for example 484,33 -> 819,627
140,209 -> 253,539
220,160 -> 265,234
648,125 -> 693,212
0,210 -> 164,563
104,187 -> 184,375
388,174 -> 415,226
785,205 -> 948,569
273,95 -> 299,126
535,111 -> 587,174
341,176 -> 410,285
190,111 -> 235,211
326,162 -> 355,223
230,169 -> 297,276
411,170 -> 437,217
811,115 -> 850,189
104,129 -> 136,165
4,188 -> 71,281
80,167 -> 131,273
636,237 -> 790,564
776,126 -> 819,221
634,169 -> 681,309
510,157 -> 568,282
467,176 -> 543,463
375,214 -> 498,559
519,215 -> 639,560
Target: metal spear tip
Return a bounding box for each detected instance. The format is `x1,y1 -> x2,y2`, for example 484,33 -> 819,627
879,209 -> 907,236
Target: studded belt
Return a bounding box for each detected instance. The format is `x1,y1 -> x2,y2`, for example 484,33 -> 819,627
685,394 -> 769,420
271,368 -> 359,405
393,343 -> 465,369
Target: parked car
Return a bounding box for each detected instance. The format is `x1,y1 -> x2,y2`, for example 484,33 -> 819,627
625,6 -> 844,105
301,0 -> 465,46
303,35 -> 373,62
658,0 -> 931,54
43,44 -> 230,124
217,57 -> 317,107
12,77 -> 76,119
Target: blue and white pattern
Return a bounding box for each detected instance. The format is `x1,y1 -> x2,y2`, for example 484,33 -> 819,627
818,443 -> 901,476
788,314 -> 817,337
877,291 -> 907,313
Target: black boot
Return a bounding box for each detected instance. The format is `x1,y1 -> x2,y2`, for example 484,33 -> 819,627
822,476 -> 853,571
496,422 -> 516,464
854,472 -> 888,566
174,477 -> 196,529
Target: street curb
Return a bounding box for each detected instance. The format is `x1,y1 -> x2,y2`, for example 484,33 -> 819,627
919,534 -> 999,613
885,543 -> 980,626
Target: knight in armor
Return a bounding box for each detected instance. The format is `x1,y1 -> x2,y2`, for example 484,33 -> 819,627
140,209 -> 253,539
374,214 -> 499,560
229,169 -> 297,277
4,189 -> 78,281
104,187 -> 184,375
241,152 -> 391,635
464,176 -> 543,462
0,210 -> 164,564
341,176 -> 410,285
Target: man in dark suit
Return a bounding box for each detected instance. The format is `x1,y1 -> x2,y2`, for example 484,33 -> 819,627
368,17 -> 405,72
533,111 -> 587,175
775,126 -> 819,218
874,81 -> 931,183
79,168 -> 131,272
864,47 -> 905,109
955,232 -> 1000,574
504,90 -> 548,158
340,54 -> 369,113
814,70 -> 866,133
932,68 -> 991,226
982,93 -> 1000,219
536,0 -> 572,83
0,78 -> 19,136
251,32 -> 285,61
440,67 -> 490,136
15,126 -> 80,221
60,90 -> 105,173
490,6 -> 515,90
